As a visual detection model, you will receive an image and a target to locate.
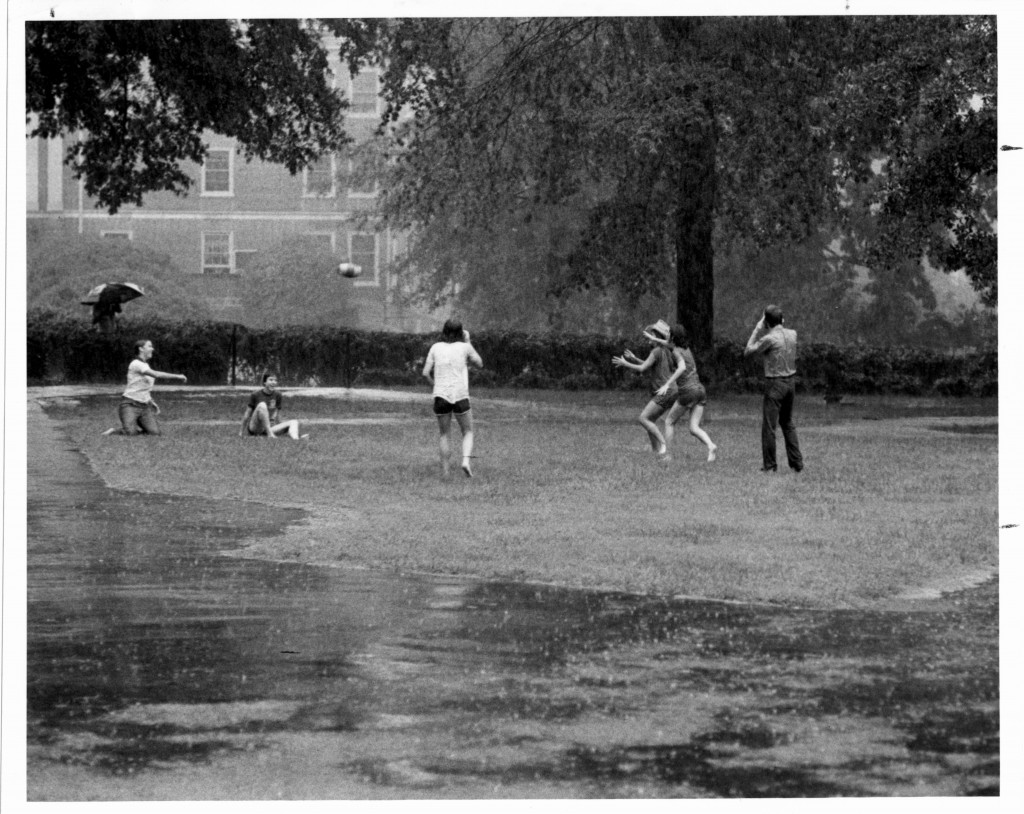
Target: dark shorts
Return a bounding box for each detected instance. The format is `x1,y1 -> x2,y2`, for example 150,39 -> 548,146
651,388 -> 679,409
675,383 -> 707,409
434,397 -> 471,415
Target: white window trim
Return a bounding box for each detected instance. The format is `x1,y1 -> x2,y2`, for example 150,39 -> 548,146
201,147 -> 235,197
349,232 -> 379,288
201,231 -> 235,274
100,229 -> 133,240
303,154 -> 337,198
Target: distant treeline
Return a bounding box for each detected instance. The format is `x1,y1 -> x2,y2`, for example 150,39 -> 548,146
27,310 -> 997,397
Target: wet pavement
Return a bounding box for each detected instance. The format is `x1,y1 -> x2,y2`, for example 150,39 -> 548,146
25,402 -> 999,799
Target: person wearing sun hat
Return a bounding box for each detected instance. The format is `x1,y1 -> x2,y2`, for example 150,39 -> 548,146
612,319 -> 686,460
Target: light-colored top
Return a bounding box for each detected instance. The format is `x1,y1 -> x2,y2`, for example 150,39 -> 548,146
747,325 -> 798,378
425,341 -> 480,403
123,358 -> 156,403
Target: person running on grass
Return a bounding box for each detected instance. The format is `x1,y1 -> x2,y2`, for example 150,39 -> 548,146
240,373 -> 305,440
646,323 -> 718,463
422,319 -> 483,478
103,338 -> 187,436
612,319 -> 687,461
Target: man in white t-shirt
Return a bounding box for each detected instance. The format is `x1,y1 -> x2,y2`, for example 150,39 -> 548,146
422,319 -> 483,477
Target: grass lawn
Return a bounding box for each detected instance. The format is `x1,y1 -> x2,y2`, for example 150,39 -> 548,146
41,387 -> 998,608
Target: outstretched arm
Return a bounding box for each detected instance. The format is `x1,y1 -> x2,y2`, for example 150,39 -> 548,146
613,349 -> 657,372
138,363 -> 187,382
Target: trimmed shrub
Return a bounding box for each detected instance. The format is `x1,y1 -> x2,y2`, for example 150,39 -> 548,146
26,309 -> 997,397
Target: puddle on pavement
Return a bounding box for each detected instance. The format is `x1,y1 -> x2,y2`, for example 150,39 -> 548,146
26,409 -> 999,799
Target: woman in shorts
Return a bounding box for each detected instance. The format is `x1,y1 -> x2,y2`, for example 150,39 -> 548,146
612,320 -> 687,460
422,319 -> 483,477
661,324 -> 718,462
105,338 -> 187,436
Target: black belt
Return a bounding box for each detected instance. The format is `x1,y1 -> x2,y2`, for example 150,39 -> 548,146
766,373 -> 797,379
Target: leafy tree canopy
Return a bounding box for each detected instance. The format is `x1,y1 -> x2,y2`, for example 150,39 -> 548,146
331,16 -> 996,346
26,19 -> 352,213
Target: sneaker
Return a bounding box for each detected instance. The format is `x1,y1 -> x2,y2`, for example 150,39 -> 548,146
707,446 -> 718,463
101,428 -> 118,436
461,461 -> 473,478
761,466 -> 777,473
300,434 -> 310,440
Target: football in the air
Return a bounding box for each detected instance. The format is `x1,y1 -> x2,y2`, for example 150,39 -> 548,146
338,263 -> 363,278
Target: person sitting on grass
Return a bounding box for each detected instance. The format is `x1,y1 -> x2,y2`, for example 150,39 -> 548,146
240,373 -> 305,440
612,319 -> 687,461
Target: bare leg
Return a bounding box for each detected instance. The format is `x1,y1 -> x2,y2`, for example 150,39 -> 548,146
688,405 -> 717,462
436,413 -> 453,477
639,401 -> 668,456
455,410 -> 474,477
251,403 -> 274,438
271,420 -> 301,439
664,401 -> 686,453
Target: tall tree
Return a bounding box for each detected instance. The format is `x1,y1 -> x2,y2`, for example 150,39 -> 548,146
333,16 -> 995,349
26,19 -> 353,213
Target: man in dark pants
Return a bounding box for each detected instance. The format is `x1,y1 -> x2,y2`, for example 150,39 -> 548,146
744,305 -> 804,473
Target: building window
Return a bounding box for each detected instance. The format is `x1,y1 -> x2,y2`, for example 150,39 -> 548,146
348,69 -> 379,116
303,154 -> 336,198
202,232 -> 233,274
345,156 -> 378,198
100,230 -> 133,240
201,148 -> 233,196
349,232 -> 378,287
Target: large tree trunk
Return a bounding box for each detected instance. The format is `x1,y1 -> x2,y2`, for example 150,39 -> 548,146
673,125 -> 717,355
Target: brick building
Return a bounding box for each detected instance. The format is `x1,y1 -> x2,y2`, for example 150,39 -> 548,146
26,59 -> 433,332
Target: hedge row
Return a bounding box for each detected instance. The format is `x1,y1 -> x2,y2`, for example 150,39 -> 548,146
26,309 -> 997,397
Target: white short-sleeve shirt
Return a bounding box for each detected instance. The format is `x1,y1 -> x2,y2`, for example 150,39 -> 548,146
426,341 -> 475,403
123,359 -> 155,403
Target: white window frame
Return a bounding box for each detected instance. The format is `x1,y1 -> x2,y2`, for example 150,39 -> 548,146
349,232 -> 379,288
303,154 -> 337,198
347,69 -> 380,118
100,230 -> 133,240
202,231 -> 234,274
201,148 -> 234,196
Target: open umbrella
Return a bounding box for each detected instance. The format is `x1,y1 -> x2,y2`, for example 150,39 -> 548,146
81,282 -> 145,306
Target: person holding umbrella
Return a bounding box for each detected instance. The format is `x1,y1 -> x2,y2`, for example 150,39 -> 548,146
102,338 -> 187,436
82,282 -> 145,333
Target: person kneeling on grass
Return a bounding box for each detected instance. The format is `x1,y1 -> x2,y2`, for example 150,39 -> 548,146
102,338 -> 187,436
240,373 -> 306,440
612,319 -> 687,461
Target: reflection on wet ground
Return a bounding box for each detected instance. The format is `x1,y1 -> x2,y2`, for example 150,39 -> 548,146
26,407 -> 998,799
